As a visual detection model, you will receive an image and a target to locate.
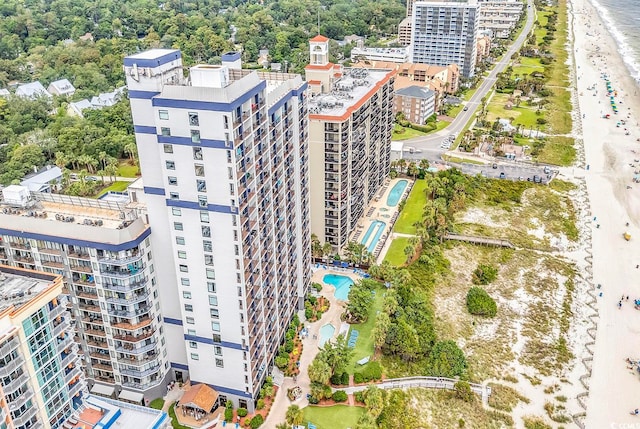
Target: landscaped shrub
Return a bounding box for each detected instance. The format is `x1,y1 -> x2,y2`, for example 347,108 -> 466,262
354,391 -> 365,403
224,400 -> 233,422
312,282 -> 323,292
284,339 -> 294,353
330,373 -> 342,385
256,399 -> 265,410
308,395 -> 319,404
471,264 -> 498,285
332,390 -> 348,402
304,308 -> 313,319
275,355 -> 288,370
353,372 -> 364,384
237,408 -> 248,417
362,361 -> 382,381
341,372 -> 350,385
249,414 -> 264,429
454,381 -> 474,403
428,340 -> 468,377
466,287 -> 498,317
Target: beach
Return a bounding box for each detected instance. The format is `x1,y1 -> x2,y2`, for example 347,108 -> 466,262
568,0 -> 640,425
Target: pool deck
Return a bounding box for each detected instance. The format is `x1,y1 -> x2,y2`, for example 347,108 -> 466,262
263,267 -> 364,428
350,177 -> 413,262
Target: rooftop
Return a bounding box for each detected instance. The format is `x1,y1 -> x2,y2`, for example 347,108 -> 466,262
72,395 -> 167,429
0,266 -> 59,314
395,85 -> 435,99
125,49 -> 179,60
308,67 -> 393,118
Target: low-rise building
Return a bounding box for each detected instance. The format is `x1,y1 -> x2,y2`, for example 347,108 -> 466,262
20,165 -> 63,193
395,85 -> 436,124
67,99 -> 93,118
350,47 -> 409,64
477,35 -> 492,63
353,61 -> 459,94
15,81 -> 52,99
478,0 -> 524,39
48,79 -> 76,97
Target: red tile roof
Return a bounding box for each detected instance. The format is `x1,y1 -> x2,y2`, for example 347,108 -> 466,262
310,35 -> 329,43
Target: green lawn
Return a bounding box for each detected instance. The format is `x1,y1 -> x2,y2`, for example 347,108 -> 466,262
392,125 -> 428,141
117,161 -> 139,178
442,155 -> 485,165
95,181 -> 130,198
486,94 -> 542,129
430,120 -> 451,133
167,403 -> 190,429
462,87 -> 478,101
393,179 -> 428,234
512,57 -> 545,76
345,286 -> 386,373
536,136 -> 576,166
535,11 -> 551,44
447,104 -> 463,118
149,398 -> 164,410
302,405 -> 365,429
383,237 -> 411,267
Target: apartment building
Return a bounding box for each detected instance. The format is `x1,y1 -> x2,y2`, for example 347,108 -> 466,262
395,86 -> 436,124
124,49 -> 310,410
350,47 -> 409,64
0,186 -> 170,402
410,0 -> 480,78
305,36 -> 395,250
0,265 -> 83,429
398,18 -> 413,46
478,0 -> 524,39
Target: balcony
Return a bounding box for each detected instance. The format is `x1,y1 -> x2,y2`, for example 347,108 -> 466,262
105,291 -> 149,306
11,405 -> 38,428
78,303 -> 101,314
9,242 -> 30,250
112,317 -> 152,331
120,364 -> 161,378
87,339 -> 108,350
76,290 -> 98,299
117,354 -> 158,367
67,251 -> 90,260
113,328 -> 155,343
100,264 -> 145,278
85,329 -> 106,337
115,341 -> 157,355
98,252 -> 143,266
106,305 -> 151,319
70,265 -> 93,274
13,254 -> 34,264
72,275 -> 95,286
64,365 -> 83,382
91,362 -> 113,372
50,303 -> 67,319
38,247 -> 62,256
101,277 -> 148,293
68,380 -> 85,397
2,373 -> 28,395
0,356 -> 24,378
122,380 -> 161,390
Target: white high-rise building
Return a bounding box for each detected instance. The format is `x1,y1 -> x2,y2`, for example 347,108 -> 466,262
124,50 -> 310,410
410,0 -> 480,78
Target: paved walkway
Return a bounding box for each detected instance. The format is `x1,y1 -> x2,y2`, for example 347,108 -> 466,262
161,384 -> 184,412
263,268 -> 362,427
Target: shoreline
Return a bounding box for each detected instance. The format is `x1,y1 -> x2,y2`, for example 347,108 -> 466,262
568,0 -> 640,426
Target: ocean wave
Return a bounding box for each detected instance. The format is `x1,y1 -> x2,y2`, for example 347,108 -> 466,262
590,0 -> 640,82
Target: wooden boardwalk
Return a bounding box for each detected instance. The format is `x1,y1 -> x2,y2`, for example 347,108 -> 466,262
445,233 -> 515,249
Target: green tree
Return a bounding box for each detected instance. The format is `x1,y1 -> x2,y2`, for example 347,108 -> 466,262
345,280 -> 374,323
354,412 -> 377,429
372,312 -> 390,351
472,263 -> 498,285
285,404 -> 304,426
466,287 -> 497,317
454,381 -> 475,403
428,340 -> 467,378
308,357 -> 331,385
363,385 -> 385,417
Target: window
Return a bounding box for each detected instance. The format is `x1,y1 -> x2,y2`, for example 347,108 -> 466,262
166,160 -> 175,170
184,304 -> 193,312
159,110 -> 169,120
186,317 -> 195,324
223,116 -> 229,129
168,176 -> 178,186
194,164 -> 205,177
203,241 -> 212,252
206,268 -> 215,280
201,226 -> 211,238
198,196 -> 208,208
170,192 -> 180,200
173,222 -> 183,231
183,291 -> 192,299
215,358 -> 224,368
178,251 -> 187,259
197,180 -> 207,192
191,130 -> 201,143
200,211 -> 209,223
189,341 -> 197,349
214,346 -> 223,356
179,264 -> 188,272
205,255 -> 214,266
211,322 -> 220,332
176,236 -> 185,245
210,308 -> 219,319
229,184 -> 235,195
189,112 -> 199,126
163,144 -> 173,153
181,278 -> 190,286
207,282 -> 216,293
187,329 -> 196,335
190,353 -> 199,360
161,127 -> 171,136
212,334 -> 221,343
209,295 -> 218,306
193,147 -> 203,160
172,208 -> 181,216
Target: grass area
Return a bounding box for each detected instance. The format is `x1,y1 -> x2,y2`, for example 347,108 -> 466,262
462,87 -> 478,101
392,124 -> 428,141
546,2 -> 572,134
442,155 -> 486,165
149,398 -> 164,410
96,181 -> 130,198
447,104 -> 464,118
535,136 -> 576,166
116,161 -> 139,177
432,120 -> 451,133
488,383 -> 530,412
534,11 -> 551,45
512,57 -> 545,76
345,286 -> 386,373
486,93 -> 543,129
393,179 -> 428,234
168,403 -> 191,429
302,405 -> 364,429
383,237 -> 412,267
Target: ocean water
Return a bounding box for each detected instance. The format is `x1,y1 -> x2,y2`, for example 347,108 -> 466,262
590,0 -> 640,82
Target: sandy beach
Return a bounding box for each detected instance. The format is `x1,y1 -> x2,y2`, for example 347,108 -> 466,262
568,0 -> 640,425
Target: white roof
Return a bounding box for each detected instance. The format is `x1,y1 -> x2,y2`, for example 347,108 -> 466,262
90,87 -> 125,108
20,166 -> 62,187
90,383 -> 115,396
15,81 -> 52,98
48,79 -> 75,95
126,49 -> 177,60
118,390 -> 145,403
0,89 -> 9,97
70,99 -> 92,112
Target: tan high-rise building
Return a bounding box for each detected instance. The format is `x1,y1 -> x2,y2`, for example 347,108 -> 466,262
305,36 -> 396,250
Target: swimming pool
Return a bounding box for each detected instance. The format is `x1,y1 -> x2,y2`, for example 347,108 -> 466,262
361,220 -> 386,253
386,179 -> 408,207
319,324 -> 335,347
323,274 -> 354,301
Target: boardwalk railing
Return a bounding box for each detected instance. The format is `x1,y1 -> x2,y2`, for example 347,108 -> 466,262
337,376 -> 492,400
445,233 -> 515,249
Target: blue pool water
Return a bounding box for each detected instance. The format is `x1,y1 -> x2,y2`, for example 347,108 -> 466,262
323,274 -> 354,301
319,324 -> 335,347
386,180 -> 408,207
361,220 -> 386,253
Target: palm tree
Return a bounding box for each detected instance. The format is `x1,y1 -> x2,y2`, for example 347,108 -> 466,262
396,159 -> 407,174
124,141 -> 138,161
419,159 -> 429,172
285,405 -> 304,426
105,164 -> 118,183
321,242 -> 333,259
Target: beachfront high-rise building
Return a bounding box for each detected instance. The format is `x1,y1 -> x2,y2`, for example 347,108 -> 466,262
305,36 -> 396,250
124,49 -> 310,410
409,0 -> 480,78
0,265 -> 83,428
0,186 -> 171,402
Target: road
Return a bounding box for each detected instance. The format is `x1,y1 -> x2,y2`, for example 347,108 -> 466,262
401,0 -> 537,172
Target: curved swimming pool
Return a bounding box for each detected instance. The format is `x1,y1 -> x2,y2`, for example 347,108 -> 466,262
319,324 -> 336,347
386,179 -> 408,207
361,220 -> 386,253
323,274 -> 355,301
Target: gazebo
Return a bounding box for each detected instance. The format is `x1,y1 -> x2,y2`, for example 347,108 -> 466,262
177,384 -> 219,423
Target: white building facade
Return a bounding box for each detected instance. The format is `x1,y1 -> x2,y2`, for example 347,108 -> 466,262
410,0 -> 480,78
124,49 -> 310,410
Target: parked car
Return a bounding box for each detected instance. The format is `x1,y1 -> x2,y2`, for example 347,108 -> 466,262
499,172 -> 506,179
492,163 -> 498,169
463,106 -> 468,111
533,175 -> 542,183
